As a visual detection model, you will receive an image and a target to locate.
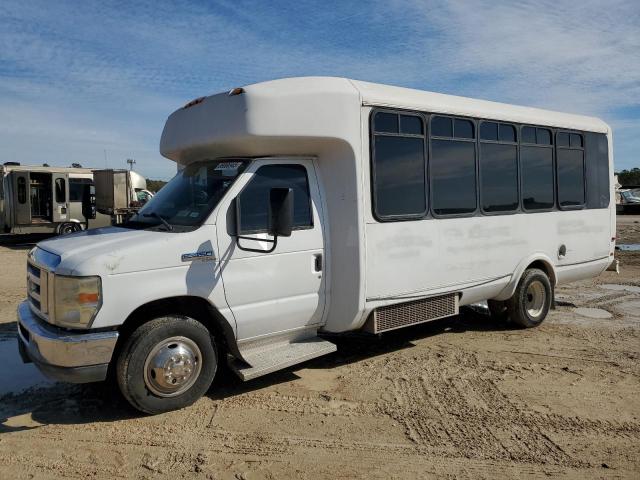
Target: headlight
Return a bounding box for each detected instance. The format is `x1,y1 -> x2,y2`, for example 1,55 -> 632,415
54,276 -> 102,328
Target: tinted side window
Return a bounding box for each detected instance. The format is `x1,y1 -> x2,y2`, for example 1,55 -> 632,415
371,112 -> 427,219
17,177 -> 26,204
69,178 -> 93,202
584,132 -> 609,209
431,116 -> 453,137
480,143 -> 518,212
238,165 -> 312,234
556,131 -> 585,208
454,119 -> 474,139
557,149 -> 585,207
374,136 -> 427,217
430,139 -> 476,215
521,146 -> 554,210
55,178 -> 66,203
374,112 -> 398,133
498,124 -> 516,143
521,126 -> 536,144
480,122 -> 498,141
537,128 -> 552,145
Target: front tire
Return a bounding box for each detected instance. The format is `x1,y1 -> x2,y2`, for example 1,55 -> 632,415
116,316 -> 217,414
506,268 -> 552,328
58,222 -> 81,235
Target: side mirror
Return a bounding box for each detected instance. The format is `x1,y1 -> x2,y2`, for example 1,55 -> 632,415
269,188 -> 293,237
234,187 -> 294,253
82,184 -> 96,220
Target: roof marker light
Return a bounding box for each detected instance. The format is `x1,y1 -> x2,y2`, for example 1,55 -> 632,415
228,87 -> 245,96
182,97 -> 205,109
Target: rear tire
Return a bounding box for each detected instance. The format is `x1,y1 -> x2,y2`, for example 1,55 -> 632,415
116,316 -> 217,414
506,268 -> 552,328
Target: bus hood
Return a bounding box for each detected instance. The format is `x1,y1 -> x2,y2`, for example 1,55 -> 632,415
36,226 -> 216,276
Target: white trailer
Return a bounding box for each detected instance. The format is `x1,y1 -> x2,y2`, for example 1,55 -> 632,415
17,77 -> 614,413
93,169 -> 153,223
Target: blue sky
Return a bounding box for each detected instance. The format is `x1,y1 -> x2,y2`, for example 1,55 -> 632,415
1,0 -> 639,180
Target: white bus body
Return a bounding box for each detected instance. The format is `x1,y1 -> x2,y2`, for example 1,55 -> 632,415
17,77 -> 614,413
1,164 -> 114,234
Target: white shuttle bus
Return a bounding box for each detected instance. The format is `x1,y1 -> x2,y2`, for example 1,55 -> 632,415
17,78 -> 614,413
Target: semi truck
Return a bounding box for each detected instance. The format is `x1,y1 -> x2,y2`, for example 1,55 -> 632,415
16,77 -> 614,414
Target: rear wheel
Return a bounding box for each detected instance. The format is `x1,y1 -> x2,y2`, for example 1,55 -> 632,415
116,316 -> 218,414
506,268 -> 552,328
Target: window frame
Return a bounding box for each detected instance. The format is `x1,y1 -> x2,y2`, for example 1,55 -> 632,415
368,109 -> 604,223
69,177 -> 93,203
369,108 -> 429,222
236,163 -> 315,235
428,114 -> 479,219
555,130 -> 586,211
478,120 -> 520,215
54,177 -> 66,203
518,125 -> 556,213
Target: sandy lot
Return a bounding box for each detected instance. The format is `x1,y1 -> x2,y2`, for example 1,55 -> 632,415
0,219 -> 639,479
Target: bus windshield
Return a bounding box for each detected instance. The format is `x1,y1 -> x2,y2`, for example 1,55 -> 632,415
125,160 -> 248,231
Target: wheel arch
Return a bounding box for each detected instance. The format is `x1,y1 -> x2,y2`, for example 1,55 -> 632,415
112,295 -> 241,362
493,254 -> 557,301
56,220 -> 83,234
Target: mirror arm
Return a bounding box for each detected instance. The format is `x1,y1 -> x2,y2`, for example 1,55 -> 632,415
235,234 -> 278,253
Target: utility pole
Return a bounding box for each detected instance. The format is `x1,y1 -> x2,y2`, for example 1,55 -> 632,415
126,158 -> 136,170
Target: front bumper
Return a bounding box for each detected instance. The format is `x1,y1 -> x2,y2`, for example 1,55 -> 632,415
17,301 -> 119,383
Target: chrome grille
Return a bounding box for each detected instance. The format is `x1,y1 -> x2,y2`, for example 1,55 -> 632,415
27,259 -> 50,321
364,293 -> 459,334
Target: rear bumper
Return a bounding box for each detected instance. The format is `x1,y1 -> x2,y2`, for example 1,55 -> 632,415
17,301 -> 118,383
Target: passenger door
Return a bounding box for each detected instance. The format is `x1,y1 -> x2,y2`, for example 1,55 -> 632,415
52,173 -> 69,223
216,159 -> 326,341
11,171 -> 31,225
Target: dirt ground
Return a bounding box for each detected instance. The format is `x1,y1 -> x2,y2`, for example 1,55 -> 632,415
0,219 -> 639,479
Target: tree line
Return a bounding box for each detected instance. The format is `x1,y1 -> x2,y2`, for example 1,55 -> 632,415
616,168 -> 640,186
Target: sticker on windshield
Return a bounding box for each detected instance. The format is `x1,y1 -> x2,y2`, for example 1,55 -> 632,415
215,161 -> 243,171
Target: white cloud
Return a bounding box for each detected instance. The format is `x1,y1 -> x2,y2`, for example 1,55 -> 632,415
0,0 -> 638,176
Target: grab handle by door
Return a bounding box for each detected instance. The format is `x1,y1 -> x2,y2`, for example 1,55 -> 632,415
314,253 -> 323,272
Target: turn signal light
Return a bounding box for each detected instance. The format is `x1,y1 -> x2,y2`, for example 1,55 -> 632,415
78,292 -> 99,304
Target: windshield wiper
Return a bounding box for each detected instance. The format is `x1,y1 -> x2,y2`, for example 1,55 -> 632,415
142,212 -> 173,231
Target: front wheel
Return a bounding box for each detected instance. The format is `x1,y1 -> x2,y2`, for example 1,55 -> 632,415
116,316 -> 218,414
58,222 -> 81,235
506,268 -> 552,328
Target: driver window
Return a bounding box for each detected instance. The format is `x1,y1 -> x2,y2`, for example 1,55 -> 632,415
238,164 -> 312,234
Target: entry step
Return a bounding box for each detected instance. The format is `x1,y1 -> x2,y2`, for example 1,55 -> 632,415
229,337 -> 337,381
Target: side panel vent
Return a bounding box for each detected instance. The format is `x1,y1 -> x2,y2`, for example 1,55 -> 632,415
364,293 -> 459,334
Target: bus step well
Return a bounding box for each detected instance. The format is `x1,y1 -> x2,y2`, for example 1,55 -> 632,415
229,334 -> 337,381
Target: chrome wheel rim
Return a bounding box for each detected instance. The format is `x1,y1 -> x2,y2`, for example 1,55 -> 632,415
525,280 -> 546,318
143,336 -> 202,397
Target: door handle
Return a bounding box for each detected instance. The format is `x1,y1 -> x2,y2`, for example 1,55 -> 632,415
314,253 -> 322,272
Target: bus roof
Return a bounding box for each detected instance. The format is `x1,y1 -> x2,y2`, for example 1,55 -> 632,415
160,77 -> 610,162
1,164 -> 95,175
349,78 -> 609,134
